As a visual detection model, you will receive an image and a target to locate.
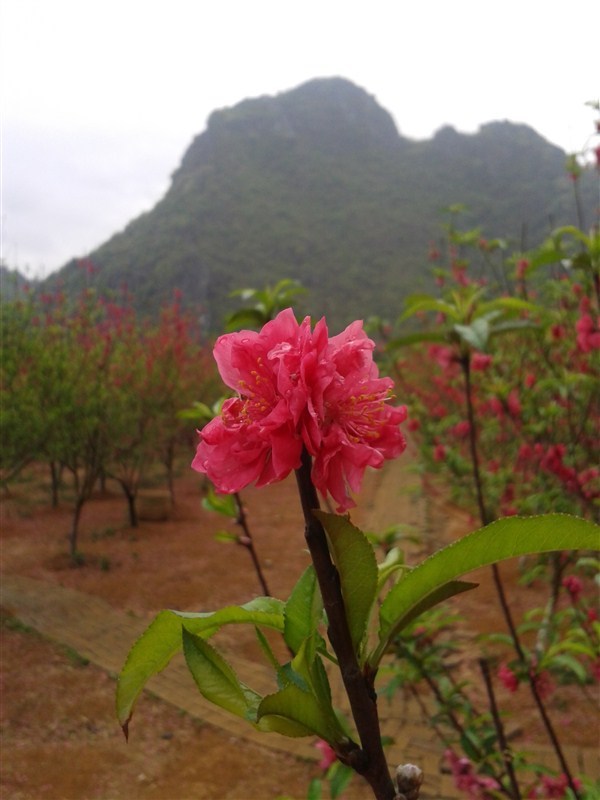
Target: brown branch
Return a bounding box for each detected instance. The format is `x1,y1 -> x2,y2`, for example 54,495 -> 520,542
233,493 -> 271,597
295,448 -> 397,800
478,658 -> 521,799
459,353 -> 581,799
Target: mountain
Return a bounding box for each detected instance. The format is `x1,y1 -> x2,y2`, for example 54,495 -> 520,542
41,77 -> 597,331
0,265 -> 36,302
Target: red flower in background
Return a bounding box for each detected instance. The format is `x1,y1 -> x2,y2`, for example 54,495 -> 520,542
516,258 -> 530,279
527,773 -> 582,798
575,313 -> 600,353
498,663 -> 519,693
445,749 -> 501,797
506,390 -> 522,418
472,352 -> 492,371
433,443 -> 447,462
562,575 -> 583,603
451,420 -> 471,439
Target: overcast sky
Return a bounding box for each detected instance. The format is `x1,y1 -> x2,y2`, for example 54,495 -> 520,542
1,0 -> 598,280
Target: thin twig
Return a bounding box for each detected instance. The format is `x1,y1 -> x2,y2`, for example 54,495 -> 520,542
233,493 -> 271,596
478,658 -> 522,799
460,354 -> 581,799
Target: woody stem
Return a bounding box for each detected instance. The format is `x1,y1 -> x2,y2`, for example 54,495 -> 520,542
295,448 -> 397,800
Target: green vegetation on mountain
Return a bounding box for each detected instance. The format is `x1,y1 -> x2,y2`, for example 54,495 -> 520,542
1,266 -> 32,302
41,77 -> 597,331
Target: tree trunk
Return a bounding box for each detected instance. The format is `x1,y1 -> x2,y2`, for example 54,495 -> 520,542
120,482 -> 138,527
69,498 -> 85,562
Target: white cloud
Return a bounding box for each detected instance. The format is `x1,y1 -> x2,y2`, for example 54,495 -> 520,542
1,0 -> 598,277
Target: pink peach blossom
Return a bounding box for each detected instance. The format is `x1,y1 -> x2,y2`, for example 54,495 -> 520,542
193,309 -> 407,511
576,313 -> 600,353
445,749 -> 501,797
527,773 -> 582,798
301,319 -> 407,511
433,443 -> 446,462
472,352 -> 492,371
192,309 -> 309,492
498,663 -> 519,693
516,258 -> 529,279
451,420 -> 471,439
506,389 -> 521,418
315,740 -> 337,770
562,575 -> 583,603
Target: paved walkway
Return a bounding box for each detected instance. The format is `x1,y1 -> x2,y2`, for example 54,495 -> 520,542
2,456 -> 598,799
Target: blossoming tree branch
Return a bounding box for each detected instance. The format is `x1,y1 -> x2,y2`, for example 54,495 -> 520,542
117,309 -> 598,800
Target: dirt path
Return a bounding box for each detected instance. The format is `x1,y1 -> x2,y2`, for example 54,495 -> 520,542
1,449 -> 598,799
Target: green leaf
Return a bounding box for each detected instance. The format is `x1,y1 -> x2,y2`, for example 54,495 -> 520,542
308,778 -> 323,800
226,280 -> 306,331
370,514 -> 599,668
329,761 -> 354,798
389,579 -> 478,635
454,318 -> 490,350
257,683 -> 345,742
225,308 -> 268,332
314,511 -> 378,658
309,650 -> 335,711
177,400 -> 215,422
182,627 -> 262,719
286,636 -> 318,695
116,597 -> 284,730
287,634 -> 334,711
477,297 -> 540,318
545,653 -> 588,683
284,566 -> 323,655
488,319 -> 539,337
202,485 -> 238,518
377,547 -> 409,593
386,330 -> 447,351
278,662 -> 310,692
400,297 -> 460,323
545,639 -> 595,660
254,626 -> 283,674
526,245 -> 565,272
552,225 -> 593,250
214,530 -> 238,543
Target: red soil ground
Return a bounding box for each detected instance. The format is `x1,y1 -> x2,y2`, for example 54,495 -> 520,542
1,459 -> 598,799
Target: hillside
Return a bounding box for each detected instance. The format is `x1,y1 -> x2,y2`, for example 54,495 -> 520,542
41,77 -> 597,331
0,266 -> 36,302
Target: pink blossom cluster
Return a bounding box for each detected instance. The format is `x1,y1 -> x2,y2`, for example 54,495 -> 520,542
540,445 -> 600,502
576,312 -> 600,353
485,389 -> 522,420
498,662 -> 555,700
562,575 -> 584,603
472,352 -> 493,371
193,309 -> 407,511
530,668 -> 554,701
444,749 -> 500,798
526,772 -> 582,798
428,344 -> 457,372
516,258 -> 530,280
498,662 -> 519,692
516,444 -> 600,504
